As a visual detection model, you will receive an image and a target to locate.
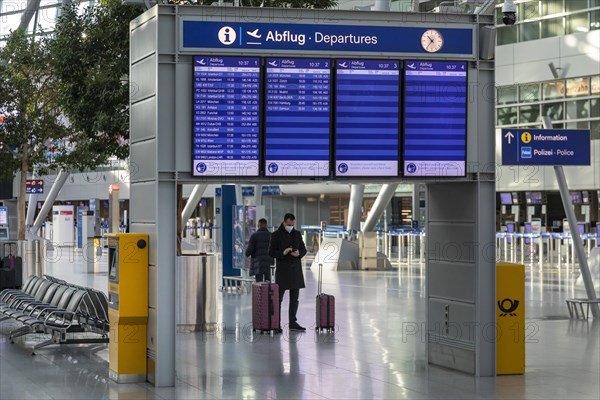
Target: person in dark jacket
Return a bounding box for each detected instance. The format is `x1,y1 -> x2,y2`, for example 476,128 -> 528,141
245,218 -> 274,282
269,213 -> 307,332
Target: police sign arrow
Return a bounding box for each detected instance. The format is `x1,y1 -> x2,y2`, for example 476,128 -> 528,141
504,131 -> 514,144
501,128 -> 590,166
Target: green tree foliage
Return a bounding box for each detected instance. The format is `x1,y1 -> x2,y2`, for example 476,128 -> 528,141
0,29 -> 70,239
50,0 -> 144,169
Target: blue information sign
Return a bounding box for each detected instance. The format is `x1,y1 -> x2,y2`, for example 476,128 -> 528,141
501,129 -> 591,165
181,20 -> 474,56
403,61 -> 467,177
335,59 -> 399,177
265,58 -> 331,177
193,56 -> 261,176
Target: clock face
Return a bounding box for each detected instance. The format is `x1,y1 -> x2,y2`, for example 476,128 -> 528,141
421,29 -> 444,53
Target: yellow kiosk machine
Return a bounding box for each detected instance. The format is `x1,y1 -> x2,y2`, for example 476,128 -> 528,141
107,233 -> 149,383
496,262 -> 525,375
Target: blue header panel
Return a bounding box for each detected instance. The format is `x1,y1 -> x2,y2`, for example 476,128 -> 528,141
403,61 -> 467,177
193,56 -> 261,176
182,20 -> 473,56
335,59 -> 400,177
265,58 -> 331,177
501,129 -> 591,165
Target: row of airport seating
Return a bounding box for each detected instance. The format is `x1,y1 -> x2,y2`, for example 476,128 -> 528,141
0,275 -> 109,354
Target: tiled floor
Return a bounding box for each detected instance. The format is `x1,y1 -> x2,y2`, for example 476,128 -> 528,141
1,248 -> 599,399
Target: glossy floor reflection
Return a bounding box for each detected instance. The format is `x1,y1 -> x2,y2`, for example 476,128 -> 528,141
0,250 -> 599,399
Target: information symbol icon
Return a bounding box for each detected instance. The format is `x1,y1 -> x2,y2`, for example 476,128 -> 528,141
218,26 -> 237,45
521,132 -> 532,143
268,163 -> 279,174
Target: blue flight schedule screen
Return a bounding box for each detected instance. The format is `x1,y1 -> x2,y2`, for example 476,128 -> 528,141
193,56 -> 260,176
335,59 -> 399,177
265,58 -> 331,177
403,61 -> 467,177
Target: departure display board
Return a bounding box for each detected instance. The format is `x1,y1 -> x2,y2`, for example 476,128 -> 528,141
265,58 -> 331,177
403,61 -> 467,177
335,59 -> 400,176
193,56 -> 260,176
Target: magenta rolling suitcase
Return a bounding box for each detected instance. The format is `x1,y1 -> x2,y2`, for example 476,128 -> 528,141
316,263 -> 335,332
252,282 -> 280,333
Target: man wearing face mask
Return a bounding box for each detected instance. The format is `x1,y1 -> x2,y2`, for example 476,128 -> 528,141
269,213 -> 307,331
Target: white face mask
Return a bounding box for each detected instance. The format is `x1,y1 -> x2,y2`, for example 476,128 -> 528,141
284,225 -> 293,233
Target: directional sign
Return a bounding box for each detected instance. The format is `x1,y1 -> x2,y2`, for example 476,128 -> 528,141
25,179 -> 44,194
501,129 -> 590,166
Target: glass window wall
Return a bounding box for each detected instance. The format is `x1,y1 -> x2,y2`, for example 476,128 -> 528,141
519,84 -> 540,103
543,102 -> 564,121
497,107 -> 518,125
520,21 -> 540,41
542,17 -> 564,38
519,105 -> 540,124
566,13 -> 589,34
498,86 -> 518,105
566,99 -> 591,119
543,81 -> 566,100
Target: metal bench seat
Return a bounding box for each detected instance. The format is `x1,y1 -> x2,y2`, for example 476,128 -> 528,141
0,276 -> 44,306
0,280 -> 53,316
566,298 -> 600,319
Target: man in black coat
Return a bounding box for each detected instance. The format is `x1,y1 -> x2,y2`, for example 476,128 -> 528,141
245,218 -> 274,282
269,213 -> 307,331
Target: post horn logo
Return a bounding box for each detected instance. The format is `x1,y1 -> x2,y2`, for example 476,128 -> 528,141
498,298 -> 519,317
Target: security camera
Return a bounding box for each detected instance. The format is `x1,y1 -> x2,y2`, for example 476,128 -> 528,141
502,0 -> 517,26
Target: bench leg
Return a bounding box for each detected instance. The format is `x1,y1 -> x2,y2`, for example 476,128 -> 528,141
566,301 -> 574,318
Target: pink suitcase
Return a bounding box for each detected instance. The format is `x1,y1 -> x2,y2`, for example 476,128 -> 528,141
316,263 -> 335,332
252,282 -> 280,333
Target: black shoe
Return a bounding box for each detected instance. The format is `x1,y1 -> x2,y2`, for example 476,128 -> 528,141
289,322 -> 306,332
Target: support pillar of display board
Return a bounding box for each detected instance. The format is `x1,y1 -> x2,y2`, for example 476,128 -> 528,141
129,5 -> 496,386
221,185 -> 238,278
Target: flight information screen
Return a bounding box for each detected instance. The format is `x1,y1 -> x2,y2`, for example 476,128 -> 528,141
192,56 -> 260,176
335,59 -> 400,177
403,61 -> 467,177
265,58 -> 331,177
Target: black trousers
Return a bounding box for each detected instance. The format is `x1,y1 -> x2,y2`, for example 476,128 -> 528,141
279,288 -> 300,324
254,271 -> 271,283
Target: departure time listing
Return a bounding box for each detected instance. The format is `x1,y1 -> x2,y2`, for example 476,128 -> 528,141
193,56 -> 260,176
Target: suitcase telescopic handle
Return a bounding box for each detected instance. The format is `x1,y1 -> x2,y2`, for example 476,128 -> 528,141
4,242 -> 17,257
318,263 -> 323,295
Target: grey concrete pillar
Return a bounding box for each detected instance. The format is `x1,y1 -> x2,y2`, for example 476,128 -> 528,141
347,184 -> 364,232
362,184 -> 398,232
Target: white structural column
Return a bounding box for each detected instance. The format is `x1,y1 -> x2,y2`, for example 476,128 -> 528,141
362,184 -> 398,232
235,184 -> 243,206
543,117 -> 599,318
18,0 -> 41,31
346,184 -> 364,232
30,170 -> 69,235
181,184 -> 207,227
254,185 -> 262,210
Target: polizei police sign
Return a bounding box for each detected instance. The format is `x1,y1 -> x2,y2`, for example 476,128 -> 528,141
501,129 -> 591,166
